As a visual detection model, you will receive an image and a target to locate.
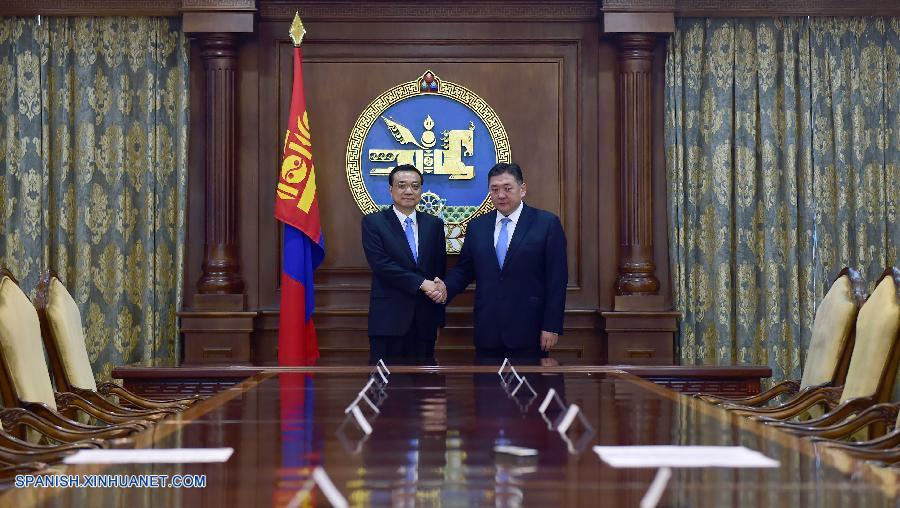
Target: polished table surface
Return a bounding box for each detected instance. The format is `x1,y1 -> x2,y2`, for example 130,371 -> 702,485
4,367 -> 897,507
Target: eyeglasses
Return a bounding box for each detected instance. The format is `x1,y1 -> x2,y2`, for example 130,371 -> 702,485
394,183 -> 422,191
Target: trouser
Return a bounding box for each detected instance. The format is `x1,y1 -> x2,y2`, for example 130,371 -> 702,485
369,312 -> 436,364
474,345 -> 546,362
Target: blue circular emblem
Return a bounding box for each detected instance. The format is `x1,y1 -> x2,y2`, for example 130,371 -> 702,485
346,71 -> 511,253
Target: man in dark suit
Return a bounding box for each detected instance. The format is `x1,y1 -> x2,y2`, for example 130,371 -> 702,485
439,163 -> 567,360
362,164 -> 447,362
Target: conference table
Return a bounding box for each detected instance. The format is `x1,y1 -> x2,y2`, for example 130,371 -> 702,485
4,365 -> 897,507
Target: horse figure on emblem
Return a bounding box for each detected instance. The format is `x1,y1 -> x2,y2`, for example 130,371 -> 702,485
369,115 -> 475,180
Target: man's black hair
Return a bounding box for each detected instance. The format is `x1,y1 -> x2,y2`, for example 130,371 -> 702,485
487,162 -> 524,184
388,164 -> 424,186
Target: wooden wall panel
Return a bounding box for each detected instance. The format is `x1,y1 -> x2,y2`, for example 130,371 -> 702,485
227,19 -> 607,363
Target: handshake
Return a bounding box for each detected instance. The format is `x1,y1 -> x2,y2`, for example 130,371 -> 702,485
420,277 -> 447,304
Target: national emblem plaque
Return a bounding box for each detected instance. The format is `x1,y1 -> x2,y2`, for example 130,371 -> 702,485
345,71 -> 511,253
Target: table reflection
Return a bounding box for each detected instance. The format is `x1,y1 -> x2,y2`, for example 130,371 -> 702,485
2,369 -> 896,508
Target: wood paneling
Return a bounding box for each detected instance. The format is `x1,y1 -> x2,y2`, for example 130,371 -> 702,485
217,16 -> 609,362
259,1 -> 600,21
603,12 -> 675,33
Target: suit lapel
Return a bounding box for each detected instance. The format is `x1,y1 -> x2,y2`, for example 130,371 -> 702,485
501,204 -> 534,274
482,216 -> 500,277
384,206 -> 416,266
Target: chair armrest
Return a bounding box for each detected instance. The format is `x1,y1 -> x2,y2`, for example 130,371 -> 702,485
732,387 -> 842,420
767,396 -> 874,429
54,392 -> 152,430
0,462 -> 47,481
17,402 -> 140,440
69,388 -> 175,420
813,428 -> 900,451
695,379 -> 801,407
1,407 -> 131,443
723,385 -> 839,414
0,430 -> 44,451
0,441 -> 94,465
822,446 -> 900,464
97,382 -> 200,410
0,428 -> 103,452
768,400 -> 892,438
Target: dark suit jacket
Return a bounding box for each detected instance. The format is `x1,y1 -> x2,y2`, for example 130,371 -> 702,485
362,207 -> 447,337
444,204 -> 567,350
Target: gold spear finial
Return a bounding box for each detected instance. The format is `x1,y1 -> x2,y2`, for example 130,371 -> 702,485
289,12 -> 306,46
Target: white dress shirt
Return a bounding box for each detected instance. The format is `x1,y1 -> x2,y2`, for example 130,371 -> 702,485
393,206 -> 418,252
493,201 -> 523,250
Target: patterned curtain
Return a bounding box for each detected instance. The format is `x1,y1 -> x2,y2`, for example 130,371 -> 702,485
665,17 -> 898,383
809,18 -> 899,285
0,17 -> 188,381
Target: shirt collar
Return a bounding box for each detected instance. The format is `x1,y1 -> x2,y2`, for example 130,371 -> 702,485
496,201 -> 524,225
393,206 -> 417,225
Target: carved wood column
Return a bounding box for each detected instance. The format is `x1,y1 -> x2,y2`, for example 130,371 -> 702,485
179,5 -> 256,366
196,33 -> 244,297
615,33 -> 659,298
602,12 -> 679,366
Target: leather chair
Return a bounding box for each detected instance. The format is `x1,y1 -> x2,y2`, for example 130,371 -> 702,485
697,268 -> 865,411
0,271 -> 146,439
35,270 -> 198,415
748,267 -> 900,431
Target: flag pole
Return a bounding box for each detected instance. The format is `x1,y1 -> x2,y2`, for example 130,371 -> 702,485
276,12 -> 324,366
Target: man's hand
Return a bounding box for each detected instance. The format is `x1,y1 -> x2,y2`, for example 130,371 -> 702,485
433,277 -> 447,303
420,278 -> 446,303
540,330 -> 558,351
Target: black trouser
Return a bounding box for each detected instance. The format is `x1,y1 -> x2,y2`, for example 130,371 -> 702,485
475,345 -> 546,363
369,308 -> 436,364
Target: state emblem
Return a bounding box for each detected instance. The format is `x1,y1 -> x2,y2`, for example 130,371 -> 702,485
346,71 -> 510,253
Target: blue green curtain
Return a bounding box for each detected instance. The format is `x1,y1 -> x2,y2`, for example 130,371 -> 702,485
0,17 -> 188,380
666,17 -> 898,384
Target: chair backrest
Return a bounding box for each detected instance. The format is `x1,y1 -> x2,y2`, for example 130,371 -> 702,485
34,271 -> 97,392
840,267 -> 900,403
799,268 -> 866,388
0,271 -> 58,410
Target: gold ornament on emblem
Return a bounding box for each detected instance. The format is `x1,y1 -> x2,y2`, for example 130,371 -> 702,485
289,12 -> 306,46
346,71 -> 510,254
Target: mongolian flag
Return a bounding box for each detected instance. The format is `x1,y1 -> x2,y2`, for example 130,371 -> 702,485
276,13 -> 324,366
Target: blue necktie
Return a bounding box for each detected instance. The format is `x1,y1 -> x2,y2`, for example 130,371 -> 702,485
404,216 -> 418,263
496,217 -> 511,268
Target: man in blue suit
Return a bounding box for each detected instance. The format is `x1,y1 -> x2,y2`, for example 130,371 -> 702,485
362,164 -> 447,362
440,163 -> 567,360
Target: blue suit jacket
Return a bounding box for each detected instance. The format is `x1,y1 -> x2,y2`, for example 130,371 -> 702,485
362,207 -> 447,337
444,204 -> 567,350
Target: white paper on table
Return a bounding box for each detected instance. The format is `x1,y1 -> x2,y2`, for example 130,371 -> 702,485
494,445 -> 538,457
593,446 -> 779,469
64,448 -> 234,464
